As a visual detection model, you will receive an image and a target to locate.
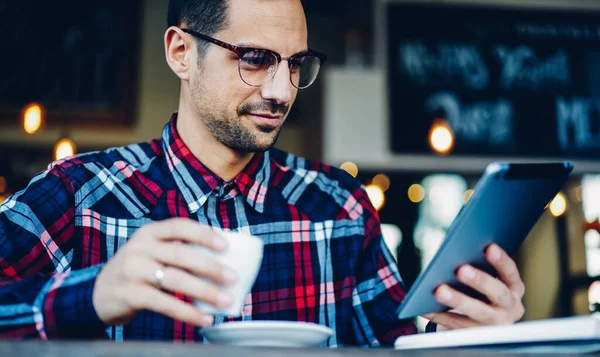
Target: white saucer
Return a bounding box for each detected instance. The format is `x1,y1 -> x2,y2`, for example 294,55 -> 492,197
201,321 -> 334,347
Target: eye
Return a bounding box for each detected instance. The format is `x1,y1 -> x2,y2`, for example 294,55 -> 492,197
289,57 -> 304,73
240,51 -> 276,70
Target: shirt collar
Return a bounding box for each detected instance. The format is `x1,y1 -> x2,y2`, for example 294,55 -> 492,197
162,112 -> 270,214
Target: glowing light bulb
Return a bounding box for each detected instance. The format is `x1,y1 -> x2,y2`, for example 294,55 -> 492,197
549,192 -> 567,217
54,138 -> 77,161
22,103 -> 44,135
428,119 -> 454,155
365,184 -> 385,211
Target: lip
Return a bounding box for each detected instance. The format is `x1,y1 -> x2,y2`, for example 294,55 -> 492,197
245,113 -> 282,127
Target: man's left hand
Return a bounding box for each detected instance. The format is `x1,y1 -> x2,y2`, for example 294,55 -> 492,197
423,244 -> 525,331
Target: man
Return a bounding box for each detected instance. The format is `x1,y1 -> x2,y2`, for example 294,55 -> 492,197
0,0 -> 524,346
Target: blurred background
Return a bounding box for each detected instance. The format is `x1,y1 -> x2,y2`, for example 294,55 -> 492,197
1,0 -> 600,329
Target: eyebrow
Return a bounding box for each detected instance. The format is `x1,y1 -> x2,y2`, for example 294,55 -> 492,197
236,42 -> 310,55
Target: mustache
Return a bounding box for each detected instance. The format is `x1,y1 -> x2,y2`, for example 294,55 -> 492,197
238,100 -> 289,116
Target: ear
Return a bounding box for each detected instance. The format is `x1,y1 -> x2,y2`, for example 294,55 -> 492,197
164,26 -> 194,81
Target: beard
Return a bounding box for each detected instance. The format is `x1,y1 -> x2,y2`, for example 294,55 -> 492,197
191,73 -> 289,153
206,100 -> 287,152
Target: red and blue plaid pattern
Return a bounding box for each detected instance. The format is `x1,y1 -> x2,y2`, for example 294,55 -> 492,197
0,113 -> 417,346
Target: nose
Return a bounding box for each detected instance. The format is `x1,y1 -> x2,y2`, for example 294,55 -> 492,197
260,60 -> 294,105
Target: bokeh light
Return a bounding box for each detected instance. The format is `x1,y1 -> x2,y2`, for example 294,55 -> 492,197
464,189 -> 474,204
340,162 -> 358,178
372,174 -> 391,192
408,184 -> 425,203
365,184 -> 385,211
22,103 -> 44,135
549,192 -> 567,217
54,138 -> 77,161
589,280 -> 600,312
428,119 -> 454,155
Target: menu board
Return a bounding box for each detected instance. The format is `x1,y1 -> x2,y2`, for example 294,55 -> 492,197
0,1 -> 140,126
387,3 -> 600,159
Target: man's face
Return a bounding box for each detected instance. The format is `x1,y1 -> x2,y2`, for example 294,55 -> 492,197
188,0 -> 308,152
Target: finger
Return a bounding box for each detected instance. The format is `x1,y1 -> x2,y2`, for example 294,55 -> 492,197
456,265 -> 516,310
140,262 -> 233,309
127,258 -> 233,309
422,310 -> 462,320
486,244 -> 525,297
434,284 -> 506,325
424,312 -> 482,330
141,218 -> 228,252
132,285 -> 215,327
150,242 -> 238,286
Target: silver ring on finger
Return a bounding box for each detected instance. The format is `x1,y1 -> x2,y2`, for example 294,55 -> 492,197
155,266 -> 166,289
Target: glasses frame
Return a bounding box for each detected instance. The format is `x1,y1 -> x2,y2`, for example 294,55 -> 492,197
180,28 -> 327,89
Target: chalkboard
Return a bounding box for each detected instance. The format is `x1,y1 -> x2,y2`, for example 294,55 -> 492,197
0,1 -> 141,126
387,3 -> 600,159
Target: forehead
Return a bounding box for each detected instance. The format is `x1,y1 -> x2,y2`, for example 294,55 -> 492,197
221,0 -> 308,53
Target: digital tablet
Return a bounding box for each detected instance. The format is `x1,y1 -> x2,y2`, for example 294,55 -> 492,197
396,162 -> 573,320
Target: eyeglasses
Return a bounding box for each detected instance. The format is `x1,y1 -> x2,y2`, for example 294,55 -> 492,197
181,28 -> 327,89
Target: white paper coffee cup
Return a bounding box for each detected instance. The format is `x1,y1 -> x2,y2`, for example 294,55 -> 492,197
193,230 -> 264,316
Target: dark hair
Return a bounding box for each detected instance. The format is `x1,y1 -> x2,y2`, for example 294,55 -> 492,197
167,0 -> 229,58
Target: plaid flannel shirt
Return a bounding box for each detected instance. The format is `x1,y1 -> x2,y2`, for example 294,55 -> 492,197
0,113 -> 417,346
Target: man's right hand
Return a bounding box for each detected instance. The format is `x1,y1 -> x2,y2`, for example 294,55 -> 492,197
92,218 -> 238,327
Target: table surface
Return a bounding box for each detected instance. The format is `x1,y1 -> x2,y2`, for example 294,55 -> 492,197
0,341 -> 591,357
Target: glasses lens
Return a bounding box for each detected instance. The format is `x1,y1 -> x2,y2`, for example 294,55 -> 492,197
239,51 -> 278,86
290,55 -> 322,89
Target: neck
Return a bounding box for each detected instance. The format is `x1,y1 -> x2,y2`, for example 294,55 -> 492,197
175,104 -> 254,182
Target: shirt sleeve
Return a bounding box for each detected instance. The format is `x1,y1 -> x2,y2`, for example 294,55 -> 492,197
350,185 -> 418,347
0,165 -> 107,339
